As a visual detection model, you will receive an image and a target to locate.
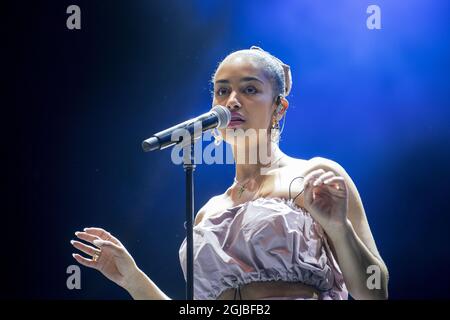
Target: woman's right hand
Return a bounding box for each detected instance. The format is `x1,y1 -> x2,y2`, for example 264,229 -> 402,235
71,227 -> 140,290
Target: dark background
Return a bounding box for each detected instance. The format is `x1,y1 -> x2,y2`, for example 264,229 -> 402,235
2,0 -> 450,299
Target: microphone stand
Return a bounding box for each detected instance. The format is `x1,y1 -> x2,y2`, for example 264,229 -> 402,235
183,136 -> 196,300
142,107 -> 230,300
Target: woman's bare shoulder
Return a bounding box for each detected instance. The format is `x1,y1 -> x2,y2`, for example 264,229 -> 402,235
275,155 -> 311,175
272,156 -> 345,187
282,155 -> 340,174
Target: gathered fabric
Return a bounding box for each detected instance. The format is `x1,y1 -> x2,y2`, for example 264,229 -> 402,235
179,197 -> 348,300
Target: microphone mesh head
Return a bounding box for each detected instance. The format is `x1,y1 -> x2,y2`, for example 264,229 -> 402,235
211,105 -> 231,129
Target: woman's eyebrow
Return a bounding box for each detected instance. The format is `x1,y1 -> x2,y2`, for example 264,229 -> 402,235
215,77 -> 264,84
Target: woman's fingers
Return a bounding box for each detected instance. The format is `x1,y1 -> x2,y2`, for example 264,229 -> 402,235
323,176 -> 346,192
313,171 -> 335,186
303,169 -> 341,203
73,230 -> 124,255
304,169 -> 340,189
304,169 -> 329,195
303,169 -> 326,187
72,253 -> 97,268
71,240 -> 100,257
83,227 -> 121,245
75,231 -> 101,245
93,239 -> 124,256
303,170 -> 324,204
71,239 -> 125,267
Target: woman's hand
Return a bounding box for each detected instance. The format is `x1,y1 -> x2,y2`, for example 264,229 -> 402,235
71,227 -> 140,290
303,169 -> 349,234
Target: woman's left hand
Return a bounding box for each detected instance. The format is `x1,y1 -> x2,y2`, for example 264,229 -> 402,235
303,169 -> 348,234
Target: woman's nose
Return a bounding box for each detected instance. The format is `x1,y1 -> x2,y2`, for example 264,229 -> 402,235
226,92 -> 241,111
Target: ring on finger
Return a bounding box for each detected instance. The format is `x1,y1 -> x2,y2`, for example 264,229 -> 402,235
92,250 -> 101,262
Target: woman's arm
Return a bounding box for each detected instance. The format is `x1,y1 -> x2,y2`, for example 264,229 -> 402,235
124,198 -> 217,299
72,227 -> 172,300
302,157 -> 389,300
123,268 -> 171,300
326,218 -> 388,300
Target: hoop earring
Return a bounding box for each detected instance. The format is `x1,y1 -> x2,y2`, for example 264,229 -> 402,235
271,101 -> 288,143
270,117 -> 281,143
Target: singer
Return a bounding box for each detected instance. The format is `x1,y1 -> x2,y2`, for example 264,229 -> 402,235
71,46 -> 389,300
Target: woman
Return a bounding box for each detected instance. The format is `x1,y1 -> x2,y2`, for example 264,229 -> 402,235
71,46 -> 389,300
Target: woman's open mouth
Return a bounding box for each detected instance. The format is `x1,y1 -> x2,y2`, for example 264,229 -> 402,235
228,119 -> 245,128
228,112 -> 246,128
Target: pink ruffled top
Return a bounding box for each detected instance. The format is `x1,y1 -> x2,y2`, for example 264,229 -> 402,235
179,197 -> 348,300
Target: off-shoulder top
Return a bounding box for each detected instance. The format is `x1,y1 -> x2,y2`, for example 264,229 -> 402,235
179,197 -> 348,300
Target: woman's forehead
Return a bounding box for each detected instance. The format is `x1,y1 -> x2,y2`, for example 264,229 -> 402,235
214,54 -> 267,83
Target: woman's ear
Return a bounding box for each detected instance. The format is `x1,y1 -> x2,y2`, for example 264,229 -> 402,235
273,95 -> 289,120
272,95 -> 281,114
279,96 -> 289,114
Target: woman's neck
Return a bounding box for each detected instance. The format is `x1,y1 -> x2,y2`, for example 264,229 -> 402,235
232,141 -> 285,182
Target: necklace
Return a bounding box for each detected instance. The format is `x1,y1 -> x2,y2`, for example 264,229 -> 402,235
233,177 -> 249,198
233,155 -> 285,198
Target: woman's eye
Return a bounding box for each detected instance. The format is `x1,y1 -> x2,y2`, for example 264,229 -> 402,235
216,88 -> 229,96
244,86 -> 257,94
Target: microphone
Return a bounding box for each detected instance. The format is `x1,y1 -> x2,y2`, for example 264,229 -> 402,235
142,105 -> 231,152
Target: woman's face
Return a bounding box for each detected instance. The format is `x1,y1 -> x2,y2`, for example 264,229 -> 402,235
212,54 -> 277,145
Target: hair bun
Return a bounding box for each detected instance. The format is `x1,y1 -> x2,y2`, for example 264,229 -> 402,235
250,45 -> 264,51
